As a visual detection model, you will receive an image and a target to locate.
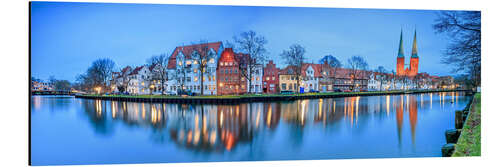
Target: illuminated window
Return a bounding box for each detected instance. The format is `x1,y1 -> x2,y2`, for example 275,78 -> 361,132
178,62 -> 182,66
194,77 -> 198,82
210,58 -> 215,63
193,61 -> 198,65
220,62 -> 223,66
266,77 -> 270,81
225,62 -> 228,66
186,61 -> 192,65
272,76 -> 275,80
141,82 -> 144,86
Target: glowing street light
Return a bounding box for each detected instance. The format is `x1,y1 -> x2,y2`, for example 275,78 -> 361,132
149,84 -> 155,95
95,87 -> 101,95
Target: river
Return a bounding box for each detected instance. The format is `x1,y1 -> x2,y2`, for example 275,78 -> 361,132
30,92 -> 470,165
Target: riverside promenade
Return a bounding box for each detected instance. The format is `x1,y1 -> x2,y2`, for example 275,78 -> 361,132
75,89 -> 470,104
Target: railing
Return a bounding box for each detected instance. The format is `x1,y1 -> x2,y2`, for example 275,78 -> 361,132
31,90 -> 74,95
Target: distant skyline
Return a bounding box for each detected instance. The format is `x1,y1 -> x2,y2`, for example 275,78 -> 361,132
31,2 -> 455,82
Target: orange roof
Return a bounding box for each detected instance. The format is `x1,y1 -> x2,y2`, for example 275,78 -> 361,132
219,48 -> 236,63
130,66 -> 145,75
167,41 -> 222,69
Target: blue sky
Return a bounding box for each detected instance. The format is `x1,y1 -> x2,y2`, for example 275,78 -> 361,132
31,2 -> 453,82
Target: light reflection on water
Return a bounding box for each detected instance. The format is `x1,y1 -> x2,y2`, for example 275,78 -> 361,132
30,92 -> 470,165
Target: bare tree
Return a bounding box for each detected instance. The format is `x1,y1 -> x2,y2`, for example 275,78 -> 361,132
232,30 -> 268,93
281,44 -> 306,93
433,11 -> 481,89
84,58 -> 116,93
191,41 -> 215,95
148,54 -> 169,95
374,66 -> 387,91
319,55 -> 342,89
347,56 -> 369,91
174,54 -> 188,93
119,67 -> 132,93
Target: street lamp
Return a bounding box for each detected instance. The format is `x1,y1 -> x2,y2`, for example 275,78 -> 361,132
95,87 -> 101,95
149,84 -> 155,95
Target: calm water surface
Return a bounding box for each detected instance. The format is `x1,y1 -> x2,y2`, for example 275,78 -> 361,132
31,92 -> 470,165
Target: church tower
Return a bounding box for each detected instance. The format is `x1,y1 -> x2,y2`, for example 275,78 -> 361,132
409,29 -> 419,76
396,30 -> 405,76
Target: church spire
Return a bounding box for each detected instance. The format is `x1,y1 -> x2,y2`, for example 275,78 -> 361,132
398,29 -> 404,58
411,29 -> 418,58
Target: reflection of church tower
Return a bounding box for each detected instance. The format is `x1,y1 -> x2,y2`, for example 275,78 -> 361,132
396,30 -> 405,76
409,30 -> 419,76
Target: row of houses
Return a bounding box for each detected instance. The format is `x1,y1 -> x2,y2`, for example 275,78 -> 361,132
110,41 -> 454,95
31,80 -> 54,91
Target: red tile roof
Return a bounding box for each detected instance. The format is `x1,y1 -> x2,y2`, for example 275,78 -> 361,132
167,41 -> 223,69
130,66 -> 145,75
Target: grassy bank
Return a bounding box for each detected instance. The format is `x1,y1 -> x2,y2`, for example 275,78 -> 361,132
78,89 -> 462,99
452,93 -> 481,157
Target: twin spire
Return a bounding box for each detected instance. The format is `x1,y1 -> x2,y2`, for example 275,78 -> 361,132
397,29 -> 419,58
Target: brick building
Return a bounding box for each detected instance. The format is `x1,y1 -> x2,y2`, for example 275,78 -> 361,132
262,60 -> 280,94
217,48 -> 247,95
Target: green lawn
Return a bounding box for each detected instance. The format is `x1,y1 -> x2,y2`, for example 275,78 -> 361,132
452,93 -> 481,157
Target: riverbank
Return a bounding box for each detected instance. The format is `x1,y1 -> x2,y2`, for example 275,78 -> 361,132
452,93 -> 481,156
75,89 -> 468,104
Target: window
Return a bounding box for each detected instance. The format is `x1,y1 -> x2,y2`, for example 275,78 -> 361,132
194,77 -> 198,82
210,58 -> 215,63
282,84 -> 286,90
272,76 -> 275,80
266,77 -> 270,81
220,62 -> 223,66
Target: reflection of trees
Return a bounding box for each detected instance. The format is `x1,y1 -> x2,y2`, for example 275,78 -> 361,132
81,100 -> 169,136
82,99 -> 114,135
77,93 -> 432,154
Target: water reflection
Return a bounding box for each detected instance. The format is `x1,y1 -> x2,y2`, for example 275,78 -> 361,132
31,92 -> 471,164
77,92 -> 462,152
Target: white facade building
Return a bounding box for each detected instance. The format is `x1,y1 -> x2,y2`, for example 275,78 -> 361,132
247,64 -> 263,93
166,42 -> 223,95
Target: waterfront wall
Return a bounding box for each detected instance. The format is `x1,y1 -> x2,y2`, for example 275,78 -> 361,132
75,89 -> 469,104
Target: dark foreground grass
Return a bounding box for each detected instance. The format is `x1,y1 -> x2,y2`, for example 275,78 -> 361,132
453,93 -> 481,157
